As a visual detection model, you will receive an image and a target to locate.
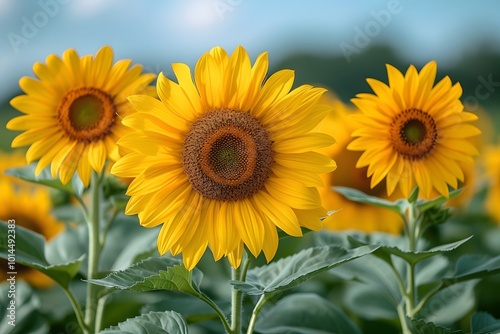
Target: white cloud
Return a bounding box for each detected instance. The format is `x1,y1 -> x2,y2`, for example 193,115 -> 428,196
180,0 -> 220,30
67,0 -> 119,18
0,0 -> 15,19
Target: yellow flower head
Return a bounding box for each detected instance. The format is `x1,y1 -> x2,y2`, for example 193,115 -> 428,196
7,46 -> 156,186
316,95 -> 403,234
112,46 -> 336,270
484,145 -> 500,223
348,61 -> 480,199
0,151 -> 63,289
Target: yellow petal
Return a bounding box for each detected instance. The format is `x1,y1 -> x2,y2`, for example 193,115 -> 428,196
265,177 -> 321,210
252,191 -> 302,236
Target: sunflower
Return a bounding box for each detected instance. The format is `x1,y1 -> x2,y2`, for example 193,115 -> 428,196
111,46 -> 336,269
316,95 -> 403,234
483,145 -> 500,223
0,151 -> 63,289
348,61 -> 480,199
6,46 -> 156,186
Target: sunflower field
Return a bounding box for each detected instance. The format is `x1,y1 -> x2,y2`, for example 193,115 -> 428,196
1,2 -> 500,334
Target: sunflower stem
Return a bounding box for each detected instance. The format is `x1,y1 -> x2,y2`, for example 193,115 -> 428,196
197,293 -> 232,334
230,253 -> 251,334
397,301 -> 412,334
230,265 -> 244,334
403,199 -> 420,320
84,171 -> 104,333
63,286 -> 90,334
246,294 -> 269,334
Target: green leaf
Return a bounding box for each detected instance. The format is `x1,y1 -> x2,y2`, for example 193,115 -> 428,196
442,254 -> 500,286
409,318 -> 465,334
0,222 -> 84,288
0,282 -> 50,334
416,188 -> 463,213
471,312 -> 500,334
231,245 -> 378,295
333,254 -> 403,315
333,186 -> 403,212
348,235 -> 473,266
100,311 -> 188,334
419,281 -> 478,325
99,215 -> 159,271
343,282 -> 398,320
255,293 -> 361,334
415,254 -> 500,323
4,163 -> 85,197
142,293 -> 219,324
87,257 -> 203,297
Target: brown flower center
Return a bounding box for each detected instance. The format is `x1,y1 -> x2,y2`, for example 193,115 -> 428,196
58,87 -> 116,142
390,108 -> 437,160
183,109 -> 274,201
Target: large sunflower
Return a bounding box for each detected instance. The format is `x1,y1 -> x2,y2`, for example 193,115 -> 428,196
111,46 -> 336,270
348,61 -> 480,199
7,46 -> 156,186
0,151 -> 63,289
316,95 -> 403,234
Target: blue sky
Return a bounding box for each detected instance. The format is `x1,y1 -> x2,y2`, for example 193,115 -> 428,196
1,0 -> 500,102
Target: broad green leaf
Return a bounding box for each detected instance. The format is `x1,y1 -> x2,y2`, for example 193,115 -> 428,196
0,282 -> 50,334
0,220 -> 46,265
87,257 -> 203,297
100,311 -> 188,334
231,245 -> 378,295
99,215 -> 159,271
409,318 -> 465,334
416,188 -> 463,212
333,186 -> 404,212
142,293 -> 220,324
348,235 -> 473,266
45,224 -> 87,269
0,222 -> 84,288
442,254 -> 500,285
471,312 -> 500,334
416,255 -> 500,322
333,254 -> 403,313
420,281 -> 478,325
4,163 -> 85,197
343,282 -> 398,320
255,293 -> 361,334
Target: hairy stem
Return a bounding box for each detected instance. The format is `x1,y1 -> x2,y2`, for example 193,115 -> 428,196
63,286 -> 90,334
84,172 -> 103,333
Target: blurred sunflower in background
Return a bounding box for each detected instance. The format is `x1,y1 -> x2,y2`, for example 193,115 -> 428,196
349,61 -> 481,199
6,46 -> 156,186
112,45 -> 336,270
317,94 -> 403,234
483,145 -> 500,223
0,150 -> 63,289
